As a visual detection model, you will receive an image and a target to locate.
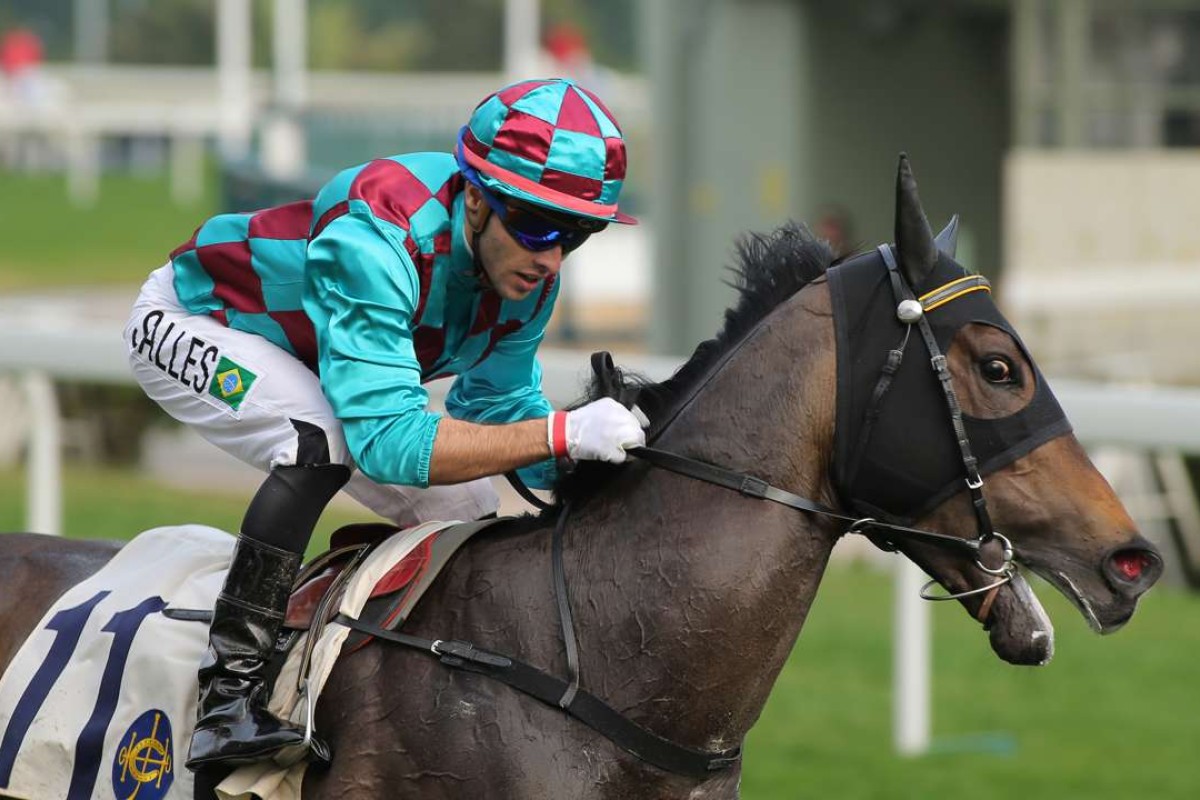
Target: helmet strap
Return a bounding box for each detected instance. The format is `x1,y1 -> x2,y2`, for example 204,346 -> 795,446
471,206 -> 495,291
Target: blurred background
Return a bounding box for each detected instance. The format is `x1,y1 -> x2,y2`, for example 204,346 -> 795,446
0,1 -> 1198,797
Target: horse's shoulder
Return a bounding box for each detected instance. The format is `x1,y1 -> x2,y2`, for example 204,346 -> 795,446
0,533 -> 121,608
0,532 -> 122,574
0,534 -> 122,672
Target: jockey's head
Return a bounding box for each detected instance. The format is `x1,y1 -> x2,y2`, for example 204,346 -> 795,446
456,78 -> 636,300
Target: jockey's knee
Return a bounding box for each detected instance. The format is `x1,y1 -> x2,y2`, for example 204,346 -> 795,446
242,461 -> 351,553
280,417 -> 352,470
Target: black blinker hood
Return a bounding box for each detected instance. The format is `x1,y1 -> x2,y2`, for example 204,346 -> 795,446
828,247 -> 1072,524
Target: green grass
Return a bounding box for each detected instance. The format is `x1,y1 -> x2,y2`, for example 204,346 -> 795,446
0,168 -> 216,290
0,466 -> 368,559
743,562 -> 1200,799
1,466 -> 1196,798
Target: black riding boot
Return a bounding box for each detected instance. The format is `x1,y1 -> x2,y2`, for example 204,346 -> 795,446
186,463 -> 349,770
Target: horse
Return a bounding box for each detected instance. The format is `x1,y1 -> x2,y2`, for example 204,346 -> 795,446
0,156 -> 1162,799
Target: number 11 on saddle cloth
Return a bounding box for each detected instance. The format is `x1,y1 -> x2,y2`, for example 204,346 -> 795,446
0,526 -> 232,800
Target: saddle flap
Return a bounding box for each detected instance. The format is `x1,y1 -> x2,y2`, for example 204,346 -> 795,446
284,565 -> 341,630
284,523 -> 472,631
343,517 -> 504,653
371,538 -> 432,598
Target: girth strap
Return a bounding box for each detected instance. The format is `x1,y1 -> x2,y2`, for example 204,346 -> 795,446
331,612 -> 741,778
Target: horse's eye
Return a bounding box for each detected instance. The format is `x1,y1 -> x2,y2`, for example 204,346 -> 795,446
980,357 -> 1013,384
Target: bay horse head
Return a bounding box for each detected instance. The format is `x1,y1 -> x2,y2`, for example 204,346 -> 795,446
827,154 -> 1163,663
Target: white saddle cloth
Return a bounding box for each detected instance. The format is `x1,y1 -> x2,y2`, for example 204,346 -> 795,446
0,520 -> 453,800
0,525 -> 233,800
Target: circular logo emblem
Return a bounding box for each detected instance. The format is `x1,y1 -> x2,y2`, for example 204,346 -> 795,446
112,709 -> 174,800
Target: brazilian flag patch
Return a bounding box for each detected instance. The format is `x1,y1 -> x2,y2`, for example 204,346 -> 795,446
209,356 -> 257,411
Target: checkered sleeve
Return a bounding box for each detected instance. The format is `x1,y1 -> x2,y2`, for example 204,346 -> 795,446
443,278 -> 560,489
303,211 -> 443,487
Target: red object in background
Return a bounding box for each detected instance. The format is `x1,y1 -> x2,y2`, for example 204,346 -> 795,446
544,22 -> 590,65
0,28 -> 44,76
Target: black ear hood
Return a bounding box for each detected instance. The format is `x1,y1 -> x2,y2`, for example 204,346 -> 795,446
828,248 -> 1072,523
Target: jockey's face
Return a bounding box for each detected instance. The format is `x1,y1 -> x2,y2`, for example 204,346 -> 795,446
465,184 -> 566,301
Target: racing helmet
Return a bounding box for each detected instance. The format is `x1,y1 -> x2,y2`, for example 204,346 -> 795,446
455,78 -> 636,226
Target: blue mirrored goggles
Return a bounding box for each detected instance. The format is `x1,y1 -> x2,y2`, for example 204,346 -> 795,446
477,186 -> 606,254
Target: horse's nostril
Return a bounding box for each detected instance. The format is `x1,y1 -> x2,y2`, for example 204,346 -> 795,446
1109,548 -> 1160,584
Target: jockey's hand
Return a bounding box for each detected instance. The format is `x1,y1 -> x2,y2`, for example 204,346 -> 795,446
549,398 -> 647,463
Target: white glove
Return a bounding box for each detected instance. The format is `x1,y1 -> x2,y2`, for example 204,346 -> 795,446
547,398 -> 647,464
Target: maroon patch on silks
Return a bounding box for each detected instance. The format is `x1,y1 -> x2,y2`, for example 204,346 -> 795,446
351,160 -> 431,231
539,168 -> 602,201
271,310 -> 318,371
412,325 -> 445,372
169,227 -> 200,260
211,309 -> 228,326
471,277 -> 555,367
434,171 -> 464,211
475,320 -> 524,365
197,240 -> 266,313
469,292 -> 502,335
497,79 -> 552,107
555,87 -> 602,136
248,200 -> 314,240
492,110 -> 555,166
531,274 -> 557,318
604,137 -> 627,181
461,127 -> 492,161
576,84 -> 622,134
370,538 -> 434,598
432,230 -> 452,255
312,199 -> 351,238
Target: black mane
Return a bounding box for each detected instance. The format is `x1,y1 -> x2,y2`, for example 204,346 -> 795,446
550,222 -> 835,506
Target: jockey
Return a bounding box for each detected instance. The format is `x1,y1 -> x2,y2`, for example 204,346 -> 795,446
124,78 -> 645,770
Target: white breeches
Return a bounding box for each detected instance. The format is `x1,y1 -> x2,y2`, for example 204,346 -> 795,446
124,264 -> 499,528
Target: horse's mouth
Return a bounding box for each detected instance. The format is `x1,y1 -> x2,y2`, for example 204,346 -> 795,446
900,539 -> 1157,665
1013,541 -> 1160,636
1026,565 -> 1139,635
896,544 -> 1057,665
985,561 -> 1143,664
982,569 -> 1056,666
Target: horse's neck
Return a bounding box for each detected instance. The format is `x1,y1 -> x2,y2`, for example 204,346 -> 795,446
572,282 -> 840,751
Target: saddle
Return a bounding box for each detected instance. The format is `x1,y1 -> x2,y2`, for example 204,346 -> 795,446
283,523 -> 399,632
280,518 -> 502,651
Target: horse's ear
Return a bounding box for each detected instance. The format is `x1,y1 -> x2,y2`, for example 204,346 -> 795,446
894,153 -> 938,287
935,214 -> 960,259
